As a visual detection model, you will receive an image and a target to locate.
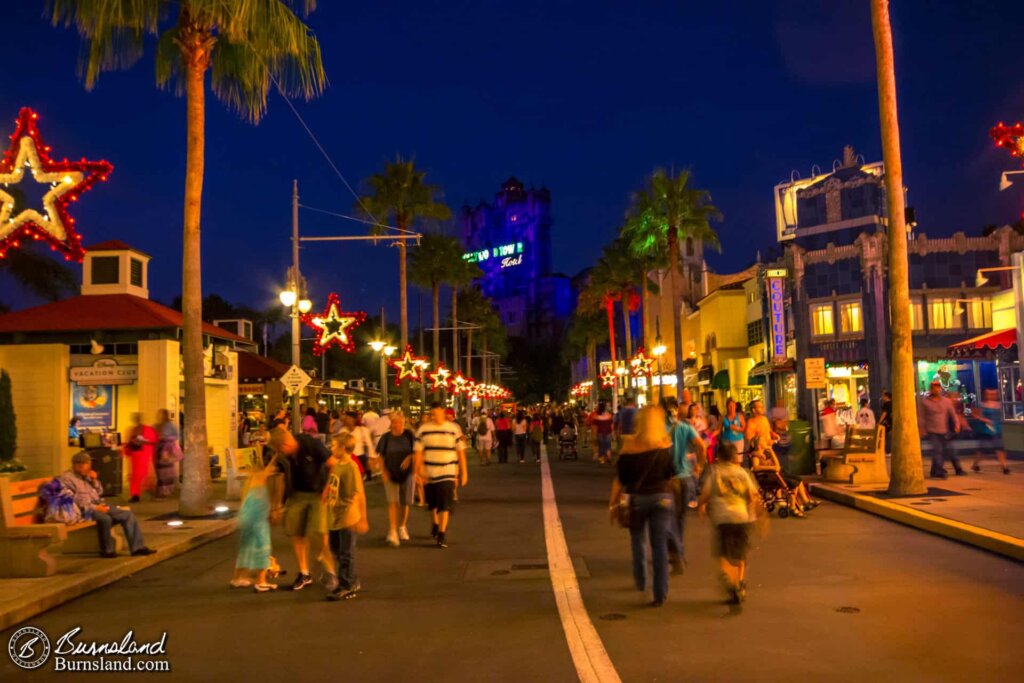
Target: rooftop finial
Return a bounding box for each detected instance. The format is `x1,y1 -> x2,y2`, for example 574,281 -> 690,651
842,145 -> 857,168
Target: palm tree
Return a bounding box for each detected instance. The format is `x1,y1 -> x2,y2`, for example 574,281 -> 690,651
564,311 -> 608,406
457,286 -> 496,379
50,0 -> 327,516
0,245 -> 79,312
623,169 -> 721,394
356,156 -> 451,411
871,0 -> 925,496
408,232 -> 465,370
596,238 -> 645,359
448,256 -> 480,375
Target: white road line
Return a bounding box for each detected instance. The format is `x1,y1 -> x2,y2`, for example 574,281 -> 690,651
539,445 -> 622,683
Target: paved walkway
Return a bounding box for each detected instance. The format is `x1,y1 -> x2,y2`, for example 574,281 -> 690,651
3,447 -> 1022,681
0,483 -> 237,630
810,456 -> 1024,561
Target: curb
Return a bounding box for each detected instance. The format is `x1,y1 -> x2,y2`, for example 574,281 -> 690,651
810,483 -> 1024,563
0,518 -> 237,631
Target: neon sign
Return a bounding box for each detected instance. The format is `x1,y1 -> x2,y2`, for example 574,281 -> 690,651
463,241 -> 524,265
767,271 -> 787,362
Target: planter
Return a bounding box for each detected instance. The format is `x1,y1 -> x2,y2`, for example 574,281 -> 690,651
0,470 -> 25,483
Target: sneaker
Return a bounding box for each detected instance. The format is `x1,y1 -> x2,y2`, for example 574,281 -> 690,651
100,552 -> 118,559
253,583 -> 278,593
971,464 -> 982,473
291,573 -> 313,591
955,470 -> 967,476
386,531 -> 400,547
398,526 -> 410,541
229,578 -> 252,588
437,532 -> 448,549
1003,468 -> 1011,475
131,547 -> 157,556
670,557 -> 685,575
431,523 -> 439,539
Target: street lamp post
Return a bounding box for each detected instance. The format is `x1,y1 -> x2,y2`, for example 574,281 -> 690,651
369,340 -> 397,410
652,336 -> 667,402
281,180 -> 313,433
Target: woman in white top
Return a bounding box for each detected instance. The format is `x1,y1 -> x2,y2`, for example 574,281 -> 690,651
475,413 -> 496,466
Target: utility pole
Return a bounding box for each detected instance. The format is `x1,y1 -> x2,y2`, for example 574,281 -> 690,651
290,179 -> 301,433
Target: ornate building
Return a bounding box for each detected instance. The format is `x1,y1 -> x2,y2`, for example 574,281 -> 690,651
461,177 -> 571,342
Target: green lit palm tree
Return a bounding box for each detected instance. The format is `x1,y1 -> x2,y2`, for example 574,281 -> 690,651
49,0 -> 326,516
356,157 -> 451,411
623,169 -> 720,394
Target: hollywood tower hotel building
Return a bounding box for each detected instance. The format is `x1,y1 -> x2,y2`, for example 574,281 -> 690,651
764,146 -> 1024,427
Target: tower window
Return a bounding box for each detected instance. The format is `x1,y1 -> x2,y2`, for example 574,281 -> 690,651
91,256 -> 119,285
130,258 -> 144,287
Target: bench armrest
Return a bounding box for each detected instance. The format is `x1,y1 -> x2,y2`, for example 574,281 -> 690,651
1,523 -> 68,543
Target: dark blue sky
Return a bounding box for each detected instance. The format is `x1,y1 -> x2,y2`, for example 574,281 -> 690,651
2,1 -> 1023,319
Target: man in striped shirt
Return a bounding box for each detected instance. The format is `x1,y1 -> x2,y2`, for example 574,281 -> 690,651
415,402 -> 468,548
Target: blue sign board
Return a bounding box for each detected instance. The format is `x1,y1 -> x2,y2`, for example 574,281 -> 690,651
767,274 -> 787,362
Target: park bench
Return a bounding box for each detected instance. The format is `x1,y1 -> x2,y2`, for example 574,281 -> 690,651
0,476 -> 125,578
819,424 -> 890,485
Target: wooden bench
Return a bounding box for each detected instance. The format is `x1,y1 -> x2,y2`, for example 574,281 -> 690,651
0,476 -> 125,578
819,425 -> 890,485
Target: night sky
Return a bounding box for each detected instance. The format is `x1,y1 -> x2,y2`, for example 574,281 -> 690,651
2,1 -> 1022,320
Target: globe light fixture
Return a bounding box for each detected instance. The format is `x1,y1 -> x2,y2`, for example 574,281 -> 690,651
369,340 -> 386,353
279,289 -> 297,307
384,345 -> 398,357
652,343 -> 667,357
298,298 -> 313,314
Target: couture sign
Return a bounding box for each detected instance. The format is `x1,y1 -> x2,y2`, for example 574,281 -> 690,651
767,271 -> 787,363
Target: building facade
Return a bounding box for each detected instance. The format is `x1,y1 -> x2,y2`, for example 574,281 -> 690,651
461,177 -> 572,343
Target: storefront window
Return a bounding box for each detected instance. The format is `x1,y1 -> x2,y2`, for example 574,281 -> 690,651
825,364 -> 869,420
928,297 -> 961,330
999,364 -> 1022,420
839,300 -> 863,334
965,298 -> 992,330
811,303 -> 834,337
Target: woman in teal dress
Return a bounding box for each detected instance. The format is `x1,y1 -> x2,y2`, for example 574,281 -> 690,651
231,460 -> 277,592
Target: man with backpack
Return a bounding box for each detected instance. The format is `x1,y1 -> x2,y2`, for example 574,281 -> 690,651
377,410 -> 417,547
476,411 -> 496,465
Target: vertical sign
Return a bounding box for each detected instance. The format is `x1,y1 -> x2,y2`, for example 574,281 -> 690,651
766,268 -> 788,363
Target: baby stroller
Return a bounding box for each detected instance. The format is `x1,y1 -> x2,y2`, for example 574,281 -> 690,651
558,425 -> 579,461
753,469 -> 795,518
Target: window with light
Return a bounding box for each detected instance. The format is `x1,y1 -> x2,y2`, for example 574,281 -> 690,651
839,300 -> 863,334
909,299 -> 924,332
810,303 -> 834,337
966,298 -> 992,329
928,298 -> 960,330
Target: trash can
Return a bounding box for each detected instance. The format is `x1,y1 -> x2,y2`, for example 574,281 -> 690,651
782,420 -> 815,475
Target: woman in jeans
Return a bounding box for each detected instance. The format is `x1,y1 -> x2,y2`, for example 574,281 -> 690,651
513,411 -> 530,463
591,402 -> 614,464
608,407 -> 678,607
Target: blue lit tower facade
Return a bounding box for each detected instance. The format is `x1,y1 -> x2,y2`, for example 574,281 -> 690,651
461,177 -> 571,342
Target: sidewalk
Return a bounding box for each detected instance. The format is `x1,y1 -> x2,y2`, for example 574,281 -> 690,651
0,483 -> 237,630
810,456 -> 1024,562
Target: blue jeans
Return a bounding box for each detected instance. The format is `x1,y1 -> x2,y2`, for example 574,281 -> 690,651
927,433 -> 962,476
93,507 -> 146,554
329,528 -> 358,589
629,493 -> 675,603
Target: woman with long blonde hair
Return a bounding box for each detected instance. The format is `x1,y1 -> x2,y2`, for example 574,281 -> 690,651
607,407 -> 678,606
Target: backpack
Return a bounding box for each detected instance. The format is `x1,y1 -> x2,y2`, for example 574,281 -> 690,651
477,419 -> 490,436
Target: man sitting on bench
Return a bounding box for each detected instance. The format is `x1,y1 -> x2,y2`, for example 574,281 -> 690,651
60,451 -> 156,558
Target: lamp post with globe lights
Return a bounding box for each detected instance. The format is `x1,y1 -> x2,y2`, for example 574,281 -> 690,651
369,341 -> 398,409
280,270 -> 312,432
652,337 -> 668,402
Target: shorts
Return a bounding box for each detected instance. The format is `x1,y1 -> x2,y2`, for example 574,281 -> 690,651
284,491 -> 326,537
714,522 -> 752,565
977,433 -> 1004,454
424,481 -> 456,512
384,475 -> 416,506
477,437 -> 493,450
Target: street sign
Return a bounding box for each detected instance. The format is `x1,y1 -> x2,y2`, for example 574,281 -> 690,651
804,358 -> 826,389
280,365 -> 311,395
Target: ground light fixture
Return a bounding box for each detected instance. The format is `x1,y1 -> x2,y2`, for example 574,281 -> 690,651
166,520 -> 184,527
214,505 -> 229,514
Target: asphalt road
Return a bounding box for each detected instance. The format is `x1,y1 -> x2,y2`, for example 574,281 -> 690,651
3,445 -> 1023,682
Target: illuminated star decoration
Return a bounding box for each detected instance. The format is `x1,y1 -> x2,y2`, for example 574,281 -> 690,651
450,373 -> 471,395
630,348 -> 655,378
991,121 -> 1024,166
300,292 -> 366,356
600,366 -> 617,388
388,345 -> 425,386
427,363 -> 452,391
0,107 -> 112,261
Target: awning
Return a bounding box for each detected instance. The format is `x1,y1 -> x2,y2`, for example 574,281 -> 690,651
947,328 -> 1018,359
748,373 -> 766,386
748,361 -> 769,377
711,370 -> 730,390
697,365 -> 714,385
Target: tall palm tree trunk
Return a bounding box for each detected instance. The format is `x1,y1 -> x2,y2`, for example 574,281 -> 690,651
451,287 -> 459,373
431,282 -> 440,400
640,269 -> 650,350
606,297 -> 618,413
398,239 -> 410,413
466,327 -> 473,380
871,0 -> 925,495
179,31 -> 214,516
621,289 -> 633,359
588,338 -> 597,409
667,232 -> 685,397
